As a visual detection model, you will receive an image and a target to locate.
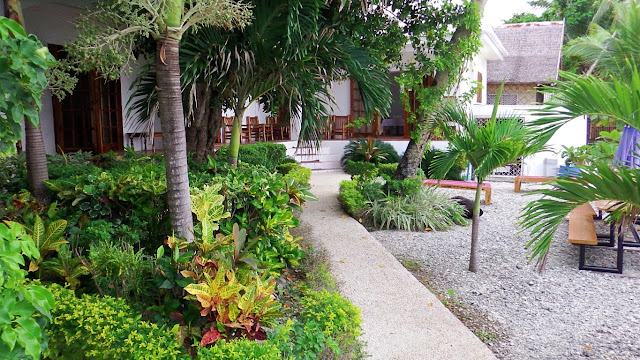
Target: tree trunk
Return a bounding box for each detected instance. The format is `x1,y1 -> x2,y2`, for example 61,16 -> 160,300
391,116 -> 431,180
25,121 -> 50,204
5,0 -> 51,205
228,111 -> 245,167
393,0 -> 487,180
156,37 -> 194,240
186,83 -> 221,164
469,181 -> 483,272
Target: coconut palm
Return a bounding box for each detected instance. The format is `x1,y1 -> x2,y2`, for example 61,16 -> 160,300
432,86 -> 545,272
564,0 -> 640,78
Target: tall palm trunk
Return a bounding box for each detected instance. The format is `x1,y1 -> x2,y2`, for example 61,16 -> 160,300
469,180 -> 484,272
25,121 -> 50,204
228,110 -> 245,167
156,37 -> 194,240
4,0 -> 50,204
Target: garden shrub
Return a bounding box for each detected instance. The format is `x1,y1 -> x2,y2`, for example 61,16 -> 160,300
338,180 -> 367,217
365,187 -> 467,231
376,162 -> 398,177
87,240 -> 154,301
0,222 -> 54,360
344,160 -> 378,179
278,162 -> 311,185
196,339 -> 281,360
217,143 -> 287,170
46,284 -> 185,360
297,289 -> 362,358
382,175 -> 423,198
341,138 -> 399,168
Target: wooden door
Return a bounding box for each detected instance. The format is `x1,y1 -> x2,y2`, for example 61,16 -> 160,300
50,45 -> 124,154
350,79 -> 378,137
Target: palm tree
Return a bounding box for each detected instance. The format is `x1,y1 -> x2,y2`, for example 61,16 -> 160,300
128,0 -> 392,166
520,1 -> 640,270
4,0 -> 51,205
432,87 -> 545,272
68,1 -> 251,240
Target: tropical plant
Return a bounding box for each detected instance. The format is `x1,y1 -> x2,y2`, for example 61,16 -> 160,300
341,138 -> 400,169
520,2 -> 640,269
0,12 -> 56,204
564,0 -> 640,77
432,89 -> 545,272
23,215 -> 67,273
65,0 -> 251,240
365,187 -> 468,231
41,244 -> 88,289
0,221 -> 55,360
520,162 -> 640,270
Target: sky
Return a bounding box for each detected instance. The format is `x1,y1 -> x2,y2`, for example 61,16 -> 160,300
483,0 -> 545,27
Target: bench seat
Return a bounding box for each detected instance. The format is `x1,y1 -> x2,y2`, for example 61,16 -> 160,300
514,176 -> 556,193
423,179 -> 491,205
567,203 -> 623,273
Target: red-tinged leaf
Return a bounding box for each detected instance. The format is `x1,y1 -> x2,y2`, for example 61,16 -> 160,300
200,328 -> 221,347
200,307 -> 211,317
169,312 -> 184,325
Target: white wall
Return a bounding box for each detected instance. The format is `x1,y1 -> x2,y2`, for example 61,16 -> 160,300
328,80 -> 351,116
471,104 -> 587,176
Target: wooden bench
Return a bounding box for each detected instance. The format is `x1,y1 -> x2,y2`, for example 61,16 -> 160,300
423,179 -> 492,205
568,203 -> 623,273
513,176 -> 556,193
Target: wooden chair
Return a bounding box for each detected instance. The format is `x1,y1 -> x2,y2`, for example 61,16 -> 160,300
331,115 -> 352,140
317,115 -> 331,139
264,116 -> 277,141
222,116 -> 234,143
246,116 -> 261,142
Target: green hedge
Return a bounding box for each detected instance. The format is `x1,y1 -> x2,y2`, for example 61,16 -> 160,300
338,180 -> 367,217
217,143 -> 287,170
277,162 -> 311,185
46,284 -> 186,360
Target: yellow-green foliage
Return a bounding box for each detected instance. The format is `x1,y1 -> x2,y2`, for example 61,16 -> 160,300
300,289 -> 362,354
376,163 -> 398,177
46,284 -> 186,360
196,339 -> 282,360
338,180 -> 367,217
278,163 -> 311,185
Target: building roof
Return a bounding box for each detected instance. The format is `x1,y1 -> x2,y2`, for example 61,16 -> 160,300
487,21 -> 565,84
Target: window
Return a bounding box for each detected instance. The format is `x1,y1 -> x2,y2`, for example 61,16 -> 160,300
487,94 -> 517,105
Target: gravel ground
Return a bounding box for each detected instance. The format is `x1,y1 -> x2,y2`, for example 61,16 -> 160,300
372,181 -> 640,360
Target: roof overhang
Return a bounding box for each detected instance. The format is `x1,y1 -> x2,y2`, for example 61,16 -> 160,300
479,27 -> 508,61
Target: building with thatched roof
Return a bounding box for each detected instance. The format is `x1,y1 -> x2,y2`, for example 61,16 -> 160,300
486,21 -> 565,106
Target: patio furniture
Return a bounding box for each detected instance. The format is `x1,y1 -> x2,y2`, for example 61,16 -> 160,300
423,179 -> 492,205
222,116 -> 234,143
247,116 -> 261,142
568,203 -> 624,273
330,115 -> 352,140
513,176 -> 556,192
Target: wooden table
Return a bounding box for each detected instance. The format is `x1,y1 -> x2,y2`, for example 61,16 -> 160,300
423,179 -> 492,205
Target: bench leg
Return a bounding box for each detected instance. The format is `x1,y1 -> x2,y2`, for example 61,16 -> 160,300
484,188 -> 491,205
577,243 -> 624,274
514,178 -> 521,193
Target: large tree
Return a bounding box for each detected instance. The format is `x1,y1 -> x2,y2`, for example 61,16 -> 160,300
391,0 -> 485,180
129,0 -> 399,166
66,0 -> 250,240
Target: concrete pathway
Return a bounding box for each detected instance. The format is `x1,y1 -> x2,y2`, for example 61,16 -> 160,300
299,171 -> 497,360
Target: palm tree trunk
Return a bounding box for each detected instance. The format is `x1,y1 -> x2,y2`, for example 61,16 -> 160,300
5,0 -> 50,205
156,37 -> 194,240
469,180 -> 483,272
25,121 -> 50,204
228,111 -> 245,167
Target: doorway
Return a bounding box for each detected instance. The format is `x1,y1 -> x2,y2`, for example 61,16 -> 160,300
49,45 -> 124,154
